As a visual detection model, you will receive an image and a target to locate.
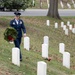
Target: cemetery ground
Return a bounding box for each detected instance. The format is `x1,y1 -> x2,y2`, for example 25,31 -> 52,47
0,16 -> 75,75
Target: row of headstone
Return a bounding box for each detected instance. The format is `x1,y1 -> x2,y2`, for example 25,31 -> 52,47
54,21 -> 75,35
71,0 -> 75,8
12,36 -> 30,66
46,20 -> 75,34
61,21 -> 75,35
12,24 -> 71,70
37,36 -> 49,75
59,43 -> 70,69
34,0 -> 75,9
60,1 -> 71,9
46,20 -> 71,69
42,40 -> 70,69
41,43 -> 70,71
11,36 -> 70,72
62,23 -> 69,35
12,35 -> 49,66
33,0 -> 75,9
60,0 -> 75,9
46,20 -> 58,28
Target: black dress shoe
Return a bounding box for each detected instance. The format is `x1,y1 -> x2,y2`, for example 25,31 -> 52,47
20,59 -> 22,61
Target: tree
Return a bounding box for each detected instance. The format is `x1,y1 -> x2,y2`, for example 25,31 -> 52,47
47,0 -> 61,19
0,0 -> 33,11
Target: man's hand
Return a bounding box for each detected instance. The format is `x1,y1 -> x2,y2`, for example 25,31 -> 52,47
23,33 -> 26,37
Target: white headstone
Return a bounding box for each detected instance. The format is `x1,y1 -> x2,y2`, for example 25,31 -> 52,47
37,61 -> 47,75
47,0 -> 49,4
33,0 -> 35,6
20,9 -> 23,11
61,22 -> 64,27
67,3 -> 71,9
60,1 -> 64,8
4,8 -> 7,11
46,20 -> 50,26
63,52 -> 70,69
63,25 -> 66,30
55,22 -> 58,28
72,28 -> 75,34
69,25 -> 72,30
42,44 -> 48,58
24,37 -> 30,51
65,29 -> 68,35
74,4 -> 75,8
41,2 -> 42,7
72,0 -> 74,4
59,43 -> 65,54
12,47 -> 20,66
67,21 -> 70,26
43,36 -> 49,45
48,4 -> 50,8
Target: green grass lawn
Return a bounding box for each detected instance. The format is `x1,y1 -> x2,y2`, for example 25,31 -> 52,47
0,16 -> 75,75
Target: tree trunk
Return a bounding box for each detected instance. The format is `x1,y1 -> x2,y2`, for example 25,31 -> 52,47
47,0 -> 61,19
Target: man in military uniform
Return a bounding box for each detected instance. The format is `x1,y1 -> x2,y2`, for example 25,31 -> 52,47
10,12 -> 26,61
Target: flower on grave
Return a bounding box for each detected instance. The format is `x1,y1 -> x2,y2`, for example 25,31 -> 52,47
4,27 -> 18,42
44,57 -> 51,61
48,57 -> 51,61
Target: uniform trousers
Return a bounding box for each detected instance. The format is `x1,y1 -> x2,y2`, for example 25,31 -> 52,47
14,37 -> 22,60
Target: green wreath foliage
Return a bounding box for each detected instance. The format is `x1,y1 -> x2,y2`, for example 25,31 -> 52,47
4,27 -> 18,42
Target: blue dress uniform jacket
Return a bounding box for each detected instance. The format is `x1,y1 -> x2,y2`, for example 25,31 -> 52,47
10,19 -> 26,38
10,19 -> 26,61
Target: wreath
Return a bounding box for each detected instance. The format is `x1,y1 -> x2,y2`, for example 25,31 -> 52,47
4,27 -> 18,42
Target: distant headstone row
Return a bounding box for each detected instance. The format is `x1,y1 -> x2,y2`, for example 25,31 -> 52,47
46,20 -> 75,35
32,0 -> 75,9
60,0 -> 75,9
61,21 -> 75,35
